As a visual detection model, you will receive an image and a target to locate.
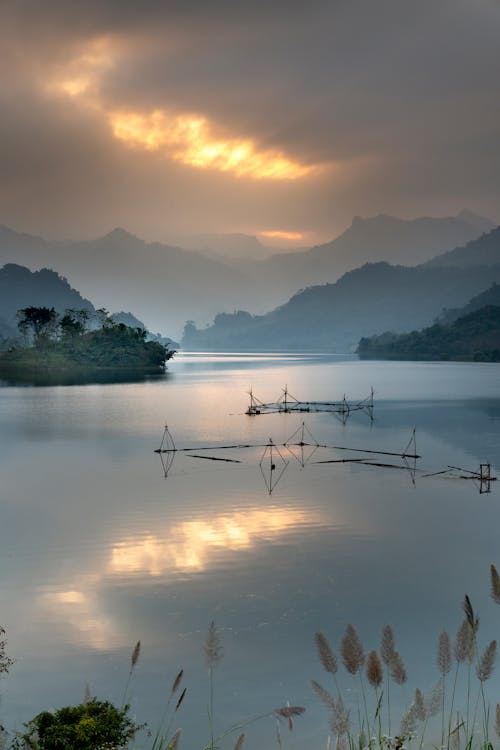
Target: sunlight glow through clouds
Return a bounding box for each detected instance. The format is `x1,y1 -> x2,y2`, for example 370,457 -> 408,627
46,38 -> 317,180
260,230 -> 305,241
109,110 -> 316,180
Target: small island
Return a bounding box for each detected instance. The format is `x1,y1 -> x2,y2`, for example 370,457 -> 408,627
0,306 -> 175,373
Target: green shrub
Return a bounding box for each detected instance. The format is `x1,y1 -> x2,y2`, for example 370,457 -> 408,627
13,699 -> 138,750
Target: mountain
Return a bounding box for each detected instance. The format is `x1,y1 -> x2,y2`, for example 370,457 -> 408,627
182,258 -> 500,352
425,225 -> 500,269
0,263 -> 95,343
0,212 -> 493,338
249,211 -> 496,296
357,305 -> 500,362
173,232 -> 276,263
0,227 -> 255,337
439,282 -> 500,325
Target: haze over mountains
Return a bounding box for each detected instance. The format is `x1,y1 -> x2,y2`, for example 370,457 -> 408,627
183,225 -> 500,352
0,211 -> 494,339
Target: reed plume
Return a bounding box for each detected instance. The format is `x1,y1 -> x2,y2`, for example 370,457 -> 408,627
495,703 -> 500,737
463,595 -> 479,632
233,733 -> 245,750
437,630 -> 451,748
171,669 -> 183,695
311,679 -> 336,709
425,679 -> 443,718
381,624 -> 397,737
490,564 -> 500,604
205,620 -> 223,668
366,650 -> 383,688
476,640 -> 497,682
175,687 -> 187,712
437,630 -> 452,675
131,640 -> 141,668
328,694 -> 350,736
151,668 -> 186,750
315,631 -> 338,675
341,624 -> 364,674
381,624 -> 396,666
122,639 -> 141,706
413,688 -> 426,721
454,618 -> 475,664
389,651 -> 407,685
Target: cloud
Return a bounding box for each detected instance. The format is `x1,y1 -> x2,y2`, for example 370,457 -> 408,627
1,0 -> 499,240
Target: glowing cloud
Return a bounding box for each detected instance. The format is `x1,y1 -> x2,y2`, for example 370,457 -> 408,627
109,109 -> 315,180
47,39 -> 318,180
260,230 -> 304,240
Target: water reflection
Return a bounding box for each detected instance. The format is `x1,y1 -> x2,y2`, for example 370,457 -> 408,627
2,356 -> 500,749
0,366 -> 170,387
109,507 -> 311,575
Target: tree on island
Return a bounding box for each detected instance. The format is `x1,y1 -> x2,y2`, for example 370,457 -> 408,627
3,306 -> 175,370
17,306 -> 59,346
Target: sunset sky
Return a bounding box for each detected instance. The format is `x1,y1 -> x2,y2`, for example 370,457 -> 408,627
1,0 -> 499,246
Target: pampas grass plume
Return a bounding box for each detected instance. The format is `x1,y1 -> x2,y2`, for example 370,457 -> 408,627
315,631 -> 338,675
476,640 -> 497,682
366,650 -> 383,688
341,624 -> 364,674
491,564 -> 500,605
437,630 -> 452,675
204,620 -> 223,668
381,624 -> 396,666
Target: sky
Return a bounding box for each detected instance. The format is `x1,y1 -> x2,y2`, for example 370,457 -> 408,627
1,0 -> 499,247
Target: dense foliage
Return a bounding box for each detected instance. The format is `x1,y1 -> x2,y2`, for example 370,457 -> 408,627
13,699 -> 138,750
357,304 -> 500,361
0,307 -> 174,370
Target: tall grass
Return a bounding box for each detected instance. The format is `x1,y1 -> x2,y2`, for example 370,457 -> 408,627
312,582 -> 500,750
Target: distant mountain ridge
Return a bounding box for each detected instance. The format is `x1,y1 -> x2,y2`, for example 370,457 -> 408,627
182,224 -> 500,352
425,225 -> 500,269
0,210 -> 494,337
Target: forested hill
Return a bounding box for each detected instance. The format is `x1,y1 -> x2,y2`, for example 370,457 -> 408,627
182,262 -> 500,352
425,225 -> 500,268
0,263 -> 95,339
357,305 -> 500,362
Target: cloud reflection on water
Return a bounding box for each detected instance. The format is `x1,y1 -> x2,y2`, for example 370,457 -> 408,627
41,505 -> 316,649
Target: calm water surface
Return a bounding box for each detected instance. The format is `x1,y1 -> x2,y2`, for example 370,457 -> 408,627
1,354 -> 500,748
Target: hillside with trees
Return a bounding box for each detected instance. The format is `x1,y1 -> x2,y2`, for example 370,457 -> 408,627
0,263 -> 95,345
0,307 -> 174,372
357,305 -> 500,361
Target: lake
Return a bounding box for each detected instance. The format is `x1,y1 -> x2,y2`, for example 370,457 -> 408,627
1,353 -> 500,749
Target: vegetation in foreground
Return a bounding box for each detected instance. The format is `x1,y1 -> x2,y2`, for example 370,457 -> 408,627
0,307 -> 174,371
357,305 -> 500,362
4,568 -> 500,749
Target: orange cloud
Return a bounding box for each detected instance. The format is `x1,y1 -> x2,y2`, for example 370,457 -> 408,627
109,109 -> 316,180
260,230 -> 304,240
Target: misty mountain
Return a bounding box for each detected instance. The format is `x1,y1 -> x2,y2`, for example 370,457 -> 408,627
182,258 -> 500,352
0,227 -> 255,337
0,263 -> 95,341
439,282 -> 500,325
424,225 -> 500,269
0,211 -> 493,340
247,210 -> 495,295
171,232 -> 276,263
